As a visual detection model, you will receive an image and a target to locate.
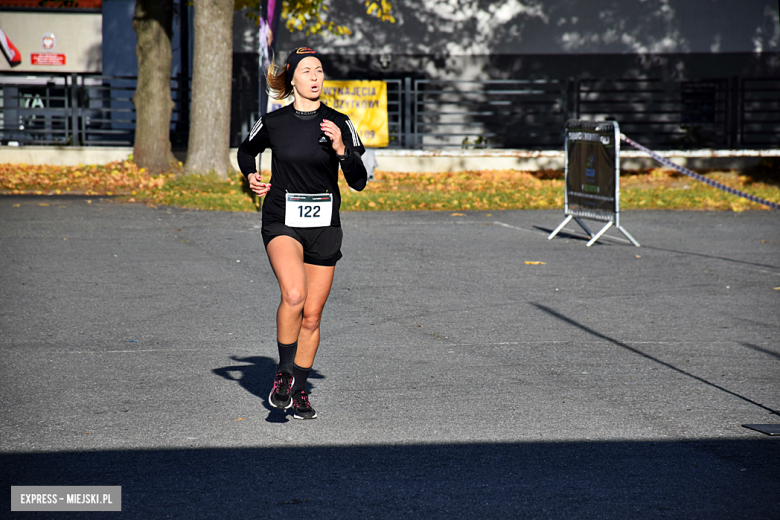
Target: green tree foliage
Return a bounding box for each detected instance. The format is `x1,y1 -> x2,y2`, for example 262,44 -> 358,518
234,0 -> 394,36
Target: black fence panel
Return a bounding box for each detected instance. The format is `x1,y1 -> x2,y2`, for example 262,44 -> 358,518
386,79 -> 402,148
1,73 -> 778,151
413,79 -> 568,149
79,76 -> 136,146
231,73 -> 256,149
576,78 -> 732,149
0,73 -> 192,148
741,77 -> 780,148
0,76 -> 72,145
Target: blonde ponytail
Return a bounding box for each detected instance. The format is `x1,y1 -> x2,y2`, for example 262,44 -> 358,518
265,57 -> 293,100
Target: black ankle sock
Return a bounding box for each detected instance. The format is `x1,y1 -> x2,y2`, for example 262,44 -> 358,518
291,364 -> 311,393
277,340 -> 297,374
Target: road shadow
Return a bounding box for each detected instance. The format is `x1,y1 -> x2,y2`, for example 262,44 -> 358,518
531,303 -> 780,417
639,245 -> 779,270
740,342 -> 780,362
3,439 -> 778,518
212,356 -> 325,423
532,224 -> 623,245
536,224 -> 780,268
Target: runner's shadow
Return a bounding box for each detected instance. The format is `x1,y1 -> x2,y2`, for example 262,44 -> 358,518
212,356 -> 324,423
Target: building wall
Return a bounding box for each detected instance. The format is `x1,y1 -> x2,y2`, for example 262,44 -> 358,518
276,0 -> 780,81
0,11 -> 102,73
101,0 -> 193,78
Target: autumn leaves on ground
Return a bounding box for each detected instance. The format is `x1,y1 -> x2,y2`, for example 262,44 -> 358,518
1,159 -> 778,212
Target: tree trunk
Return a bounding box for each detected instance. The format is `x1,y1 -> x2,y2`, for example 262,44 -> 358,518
184,0 -> 234,178
132,0 -> 177,173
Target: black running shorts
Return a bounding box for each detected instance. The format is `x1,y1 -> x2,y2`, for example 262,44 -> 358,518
262,221 -> 343,266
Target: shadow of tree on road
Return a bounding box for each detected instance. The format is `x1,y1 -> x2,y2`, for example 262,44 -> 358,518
3,439 -> 778,519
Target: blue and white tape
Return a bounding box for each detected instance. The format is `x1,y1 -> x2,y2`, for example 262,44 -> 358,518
620,134 -> 780,210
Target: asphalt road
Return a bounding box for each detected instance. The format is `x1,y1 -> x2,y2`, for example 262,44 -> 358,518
1,196 -> 779,519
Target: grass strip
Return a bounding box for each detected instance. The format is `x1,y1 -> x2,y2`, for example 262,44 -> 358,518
1,160 -> 778,213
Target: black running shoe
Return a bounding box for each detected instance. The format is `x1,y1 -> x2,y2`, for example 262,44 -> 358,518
269,371 -> 293,409
291,389 -> 317,419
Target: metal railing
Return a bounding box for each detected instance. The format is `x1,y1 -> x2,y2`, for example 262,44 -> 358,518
0,76 -> 72,145
576,78 -> 734,149
405,76 -> 779,149
412,79 -> 570,149
385,79 -> 402,147
2,73 -> 778,150
741,77 -> 780,148
0,73 -> 190,148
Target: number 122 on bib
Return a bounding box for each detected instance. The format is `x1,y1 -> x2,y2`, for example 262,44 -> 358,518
285,193 -> 333,228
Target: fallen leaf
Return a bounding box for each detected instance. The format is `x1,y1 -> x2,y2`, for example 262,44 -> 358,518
774,287 -> 780,291
525,261 -> 546,265
235,418 -> 244,421
450,213 -> 466,216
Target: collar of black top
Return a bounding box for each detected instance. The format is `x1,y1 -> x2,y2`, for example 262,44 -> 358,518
294,109 -> 319,116
286,47 -> 319,77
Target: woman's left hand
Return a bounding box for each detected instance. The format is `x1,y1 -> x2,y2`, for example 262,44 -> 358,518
320,119 -> 345,156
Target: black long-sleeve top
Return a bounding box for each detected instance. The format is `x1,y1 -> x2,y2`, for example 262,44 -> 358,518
236,103 -> 367,227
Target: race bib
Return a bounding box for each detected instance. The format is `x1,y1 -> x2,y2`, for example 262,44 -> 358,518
285,193 -> 333,228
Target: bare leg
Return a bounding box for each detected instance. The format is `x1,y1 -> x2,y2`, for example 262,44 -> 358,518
295,262 -> 335,368
265,236 -> 335,367
266,236 -> 307,344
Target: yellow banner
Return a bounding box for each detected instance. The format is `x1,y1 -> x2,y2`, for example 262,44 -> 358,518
320,80 -> 388,148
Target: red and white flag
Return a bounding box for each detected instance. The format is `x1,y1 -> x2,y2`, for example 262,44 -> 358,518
0,29 -> 22,66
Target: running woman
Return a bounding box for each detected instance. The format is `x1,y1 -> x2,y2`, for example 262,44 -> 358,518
237,47 -> 368,419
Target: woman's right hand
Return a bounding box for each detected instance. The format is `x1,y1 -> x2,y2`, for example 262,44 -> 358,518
248,173 -> 271,197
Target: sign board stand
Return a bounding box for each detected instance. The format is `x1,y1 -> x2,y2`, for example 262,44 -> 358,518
548,120 -> 640,247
